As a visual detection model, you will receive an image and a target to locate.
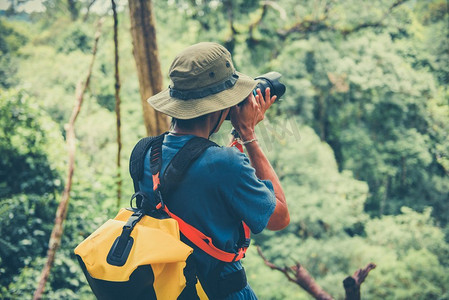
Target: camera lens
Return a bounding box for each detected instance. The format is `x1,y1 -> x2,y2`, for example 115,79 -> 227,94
225,71 -> 286,120
254,72 -> 286,101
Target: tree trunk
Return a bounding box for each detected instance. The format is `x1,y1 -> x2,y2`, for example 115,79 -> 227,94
128,0 -> 168,136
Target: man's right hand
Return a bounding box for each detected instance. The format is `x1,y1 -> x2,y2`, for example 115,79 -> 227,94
229,87 -> 276,141
229,91 -> 260,141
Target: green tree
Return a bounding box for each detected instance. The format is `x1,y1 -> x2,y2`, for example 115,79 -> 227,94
0,18 -> 28,88
0,89 -> 64,296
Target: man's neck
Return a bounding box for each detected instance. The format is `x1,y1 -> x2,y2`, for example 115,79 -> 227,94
170,125 -> 210,139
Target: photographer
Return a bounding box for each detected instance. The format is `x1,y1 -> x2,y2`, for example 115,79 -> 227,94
143,42 -> 289,299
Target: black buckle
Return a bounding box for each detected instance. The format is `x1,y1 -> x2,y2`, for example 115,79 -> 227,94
232,252 -> 240,262
124,210 -> 144,229
107,210 -> 144,267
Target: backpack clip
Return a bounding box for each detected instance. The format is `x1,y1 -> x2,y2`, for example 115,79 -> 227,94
107,210 -> 144,266
130,191 -> 154,213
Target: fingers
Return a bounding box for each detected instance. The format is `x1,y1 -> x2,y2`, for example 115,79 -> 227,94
265,87 -> 277,106
256,88 -> 264,107
257,87 -> 277,112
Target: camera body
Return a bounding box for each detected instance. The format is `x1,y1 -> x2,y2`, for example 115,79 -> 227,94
226,71 -> 286,120
254,71 -> 286,100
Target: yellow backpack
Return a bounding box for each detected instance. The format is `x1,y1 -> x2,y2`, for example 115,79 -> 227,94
74,207 -> 208,299
75,134 -> 250,299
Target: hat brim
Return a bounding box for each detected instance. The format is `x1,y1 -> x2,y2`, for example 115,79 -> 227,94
147,71 -> 257,119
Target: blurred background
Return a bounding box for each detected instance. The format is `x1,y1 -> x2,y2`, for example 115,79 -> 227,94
0,0 -> 448,299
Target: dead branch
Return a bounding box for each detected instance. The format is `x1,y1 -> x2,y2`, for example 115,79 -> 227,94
257,246 -> 375,300
83,0 -> 97,22
32,19 -> 103,300
343,263 -> 377,300
112,0 -> 122,208
257,246 -> 333,300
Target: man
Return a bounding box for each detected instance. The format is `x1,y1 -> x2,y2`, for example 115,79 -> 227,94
141,42 -> 289,299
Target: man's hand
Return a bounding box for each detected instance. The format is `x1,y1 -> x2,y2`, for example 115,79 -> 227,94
254,87 -> 277,125
230,88 -> 276,140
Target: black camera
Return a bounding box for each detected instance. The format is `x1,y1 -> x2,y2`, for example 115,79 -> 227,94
254,71 -> 286,100
226,71 -> 286,120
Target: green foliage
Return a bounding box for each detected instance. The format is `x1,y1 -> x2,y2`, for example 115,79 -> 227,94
55,22 -> 93,53
269,6 -> 449,224
0,89 -> 65,198
260,121 -> 369,240
0,17 -> 28,88
0,89 -> 66,297
0,88 -> 116,299
362,210 -> 449,300
0,17 -> 27,54
0,194 -> 56,296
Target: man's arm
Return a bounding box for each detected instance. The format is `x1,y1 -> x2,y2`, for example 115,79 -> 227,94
244,138 -> 289,230
230,87 -> 290,231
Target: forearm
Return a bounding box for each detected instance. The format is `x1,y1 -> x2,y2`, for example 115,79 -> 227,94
241,132 -> 289,231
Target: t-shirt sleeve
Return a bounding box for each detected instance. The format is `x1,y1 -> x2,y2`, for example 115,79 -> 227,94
228,153 -> 276,234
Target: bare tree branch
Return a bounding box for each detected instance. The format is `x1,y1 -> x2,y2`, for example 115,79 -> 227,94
32,19 -> 103,300
257,246 -> 334,300
112,0 -> 122,208
83,0 -> 97,22
343,263 -> 377,300
257,246 -> 375,300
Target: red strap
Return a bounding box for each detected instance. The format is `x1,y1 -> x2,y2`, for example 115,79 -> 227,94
242,222 -> 251,240
152,173 -> 160,191
230,139 -> 244,152
156,203 -> 247,262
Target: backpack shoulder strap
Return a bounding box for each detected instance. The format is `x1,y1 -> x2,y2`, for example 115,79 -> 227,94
160,137 -> 218,195
129,133 -> 166,193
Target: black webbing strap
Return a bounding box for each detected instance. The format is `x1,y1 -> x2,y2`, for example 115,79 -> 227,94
149,134 -> 165,176
129,133 -> 167,208
159,137 -> 218,195
129,135 -> 158,192
178,255 -> 200,300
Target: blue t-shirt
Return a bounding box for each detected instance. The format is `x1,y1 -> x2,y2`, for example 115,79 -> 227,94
139,134 -> 276,299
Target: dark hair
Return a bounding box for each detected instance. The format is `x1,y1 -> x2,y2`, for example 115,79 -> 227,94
170,114 -> 209,130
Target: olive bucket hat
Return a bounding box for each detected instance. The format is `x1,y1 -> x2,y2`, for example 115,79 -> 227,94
147,42 -> 257,119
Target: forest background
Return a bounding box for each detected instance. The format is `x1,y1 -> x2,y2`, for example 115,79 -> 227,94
0,0 -> 448,299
